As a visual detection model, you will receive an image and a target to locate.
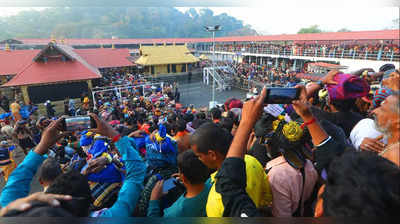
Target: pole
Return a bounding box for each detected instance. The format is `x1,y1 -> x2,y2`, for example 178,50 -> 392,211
92,90 -> 97,110
212,30 -> 215,105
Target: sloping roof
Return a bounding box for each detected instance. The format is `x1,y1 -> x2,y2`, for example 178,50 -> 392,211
0,39 -> 23,44
309,62 -> 348,68
76,48 -> 133,68
1,42 -> 103,86
33,42 -> 75,62
0,50 -> 40,75
135,45 -> 198,65
0,45 -> 133,76
2,60 -> 101,87
17,29 -> 400,45
56,45 -> 100,76
296,73 -> 324,81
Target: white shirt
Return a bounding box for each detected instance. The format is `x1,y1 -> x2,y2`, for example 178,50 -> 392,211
350,118 -> 384,151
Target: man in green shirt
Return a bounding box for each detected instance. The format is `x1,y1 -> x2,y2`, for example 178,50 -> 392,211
147,150 -> 211,217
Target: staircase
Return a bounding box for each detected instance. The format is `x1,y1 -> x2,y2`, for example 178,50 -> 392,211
202,66 -> 233,91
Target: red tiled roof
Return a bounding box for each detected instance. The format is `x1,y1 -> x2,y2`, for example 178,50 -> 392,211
309,62 -> 342,68
296,73 -> 323,81
18,30 -> 400,45
0,50 -> 39,75
76,48 -> 133,68
0,47 -> 133,76
2,59 -> 101,87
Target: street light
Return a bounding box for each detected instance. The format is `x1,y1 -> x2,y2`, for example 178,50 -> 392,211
204,25 -> 222,108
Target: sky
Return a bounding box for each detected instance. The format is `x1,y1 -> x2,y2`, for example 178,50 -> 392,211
0,5 -> 399,35
176,7 -> 399,35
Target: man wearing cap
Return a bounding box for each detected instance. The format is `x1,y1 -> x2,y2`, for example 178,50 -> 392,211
305,70 -> 369,137
371,69 -> 399,109
264,120 -> 318,217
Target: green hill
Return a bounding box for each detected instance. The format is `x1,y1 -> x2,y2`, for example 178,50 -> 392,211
0,7 -> 258,40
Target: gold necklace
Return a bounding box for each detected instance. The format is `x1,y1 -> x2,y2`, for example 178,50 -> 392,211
379,142 -> 400,156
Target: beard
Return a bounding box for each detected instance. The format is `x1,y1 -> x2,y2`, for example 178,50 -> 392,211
373,115 -> 391,138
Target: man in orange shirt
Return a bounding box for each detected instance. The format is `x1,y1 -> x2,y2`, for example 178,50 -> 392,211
173,119 -> 191,153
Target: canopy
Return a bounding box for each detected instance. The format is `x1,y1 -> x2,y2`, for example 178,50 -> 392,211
135,45 -> 198,66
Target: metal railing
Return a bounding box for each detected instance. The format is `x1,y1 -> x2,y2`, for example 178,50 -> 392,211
197,46 -> 400,62
202,66 -> 234,91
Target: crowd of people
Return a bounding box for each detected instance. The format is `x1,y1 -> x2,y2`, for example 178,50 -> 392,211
196,41 -> 400,61
0,60 -> 398,218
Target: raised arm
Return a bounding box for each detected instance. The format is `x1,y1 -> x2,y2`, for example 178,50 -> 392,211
88,114 -> 146,217
0,118 -> 67,207
215,88 -> 266,217
305,70 -> 339,99
292,85 -> 329,146
226,87 -> 266,159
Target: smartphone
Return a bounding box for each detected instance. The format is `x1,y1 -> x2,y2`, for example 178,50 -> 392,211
162,177 -> 177,193
62,116 -> 97,132
264,88 -> 300,104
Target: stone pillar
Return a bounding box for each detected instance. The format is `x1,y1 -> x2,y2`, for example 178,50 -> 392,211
87,80 -> 93,90
20,86 -> 30,104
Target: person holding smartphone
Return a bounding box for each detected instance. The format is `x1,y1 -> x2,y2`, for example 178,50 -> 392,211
0,114 -> 146,217
147,150 -> 212,217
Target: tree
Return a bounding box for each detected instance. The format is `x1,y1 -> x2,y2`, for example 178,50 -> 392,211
297,25 -> 322,34
0,7 -> 257,39
337,28 -> 351,32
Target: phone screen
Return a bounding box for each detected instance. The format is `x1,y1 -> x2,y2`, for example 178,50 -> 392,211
65,116 -> 92,132
162,178 -> 176,193
265,88 -> 300,104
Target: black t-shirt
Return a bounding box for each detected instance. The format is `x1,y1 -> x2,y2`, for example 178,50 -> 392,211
310,107 -> 364,138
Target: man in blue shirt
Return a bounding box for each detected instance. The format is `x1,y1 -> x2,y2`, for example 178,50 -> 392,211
147,150 -> 211,217
0,114 -> 146,217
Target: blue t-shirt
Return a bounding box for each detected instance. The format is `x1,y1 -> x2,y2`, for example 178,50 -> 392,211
148,181 -> 212,217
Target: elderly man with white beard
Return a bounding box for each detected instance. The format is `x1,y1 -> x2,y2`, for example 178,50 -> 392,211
370,92 -> 400,166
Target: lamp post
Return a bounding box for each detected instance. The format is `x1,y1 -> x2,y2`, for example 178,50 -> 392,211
205,25 -> 221,108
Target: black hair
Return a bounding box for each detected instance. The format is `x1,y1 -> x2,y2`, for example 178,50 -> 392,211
330,98 -> 357,112
45,170 -> 92,217
226,111 -> 235,119
183,113 -> 194,123
3,201 -> 74,217
167,114 -> 177,124
210,107 -> 222,120
190,122 -> 233,156
379,63 -> 395,72
220,117 -> 234,133
323,150 -> 400,216
196,112 -> 206,120
175,119 -> 187,132
192,119 -> 207,129
311,90 -> 321,106
149,123 -> 158,133
177,150 -> 210,185
165,122 -> 175,136
38,158 -> 62,184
